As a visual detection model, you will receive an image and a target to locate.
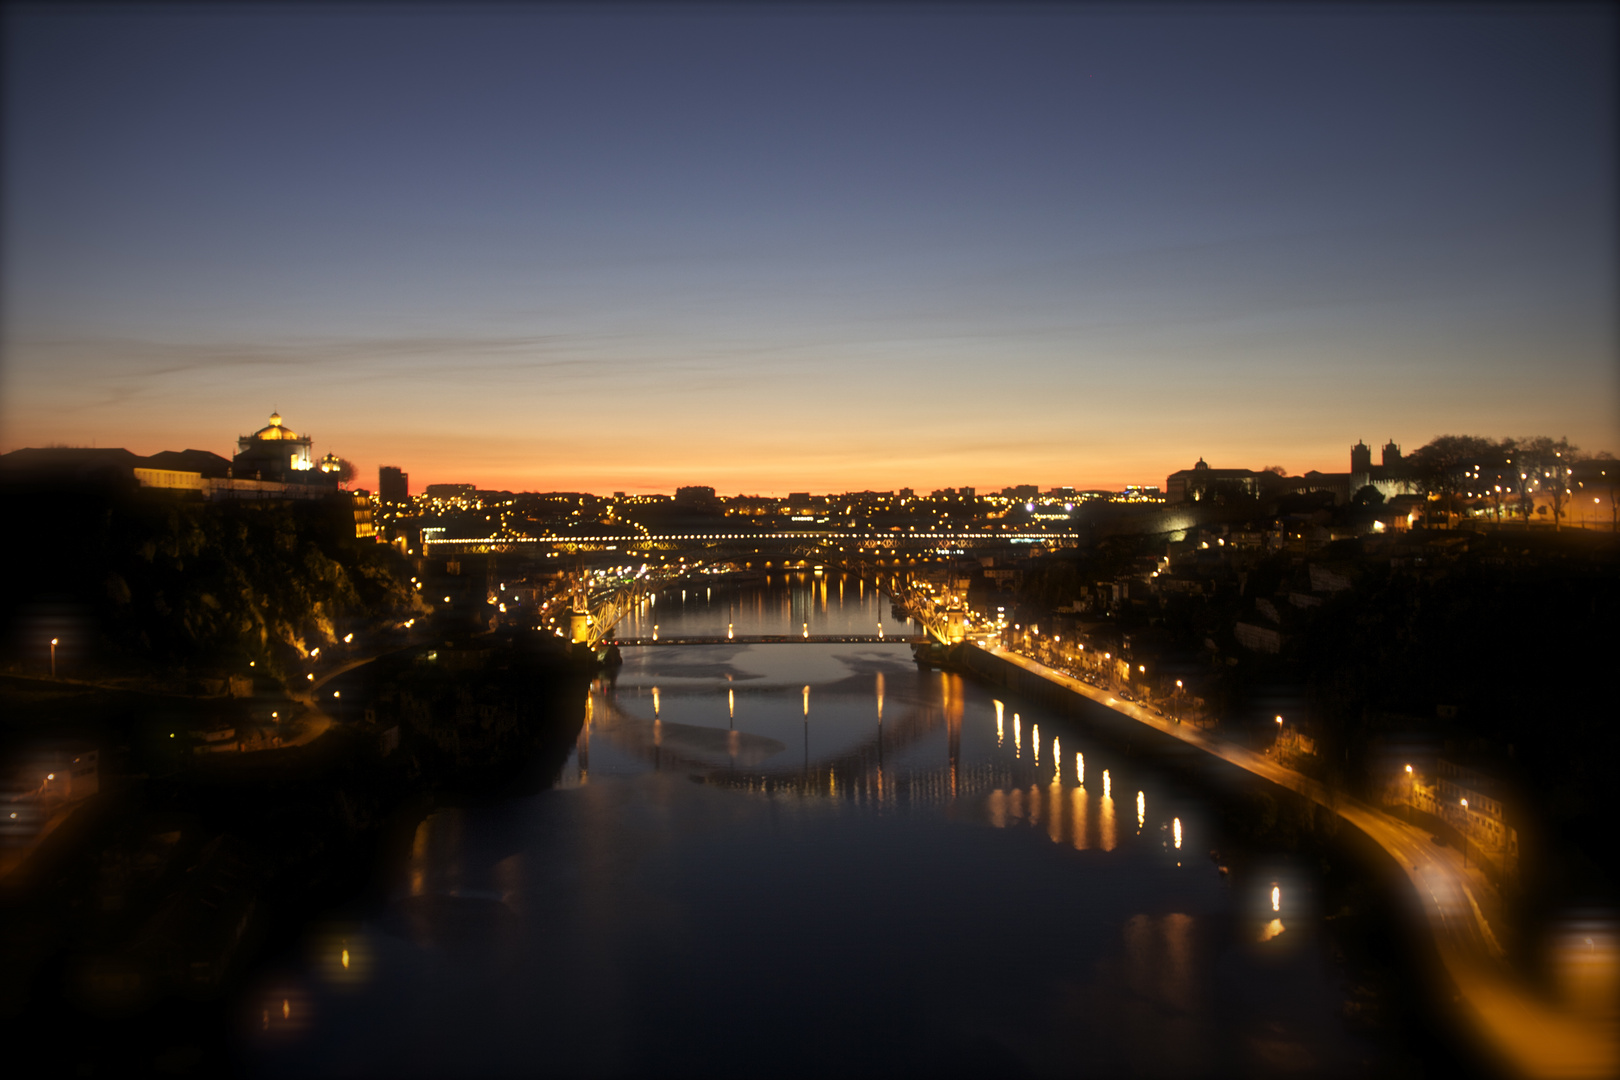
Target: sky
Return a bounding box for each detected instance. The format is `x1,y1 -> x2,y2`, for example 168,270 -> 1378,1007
3,4 -> 1616,495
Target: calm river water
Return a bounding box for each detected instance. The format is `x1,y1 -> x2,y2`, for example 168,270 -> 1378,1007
247,572 -> 1376,1077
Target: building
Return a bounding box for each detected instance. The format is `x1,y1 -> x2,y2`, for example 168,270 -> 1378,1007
1165,459 -> 1262,504
144,449 -> 232,478
346,492 -> 376,540
1159,442 -> 1419,508
425,483 -> 475,500
1233,621 -> 1283,653
1345,439 -> 1417,500
1433,759 -> 1519,878
379,466 -> 409,505
0,447 -> 145,491
675,486 -> 718,504
132,449 -> 231,494
233,411 -> 328,484
1351,440 -> 1373,475
1,411 -> 364,515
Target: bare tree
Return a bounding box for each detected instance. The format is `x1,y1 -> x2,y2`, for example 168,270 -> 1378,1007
1575,451 -> 1617,532
1516,437 -> 1578,531
1506,444 -> 1537,527
1485,437 -> 1518,524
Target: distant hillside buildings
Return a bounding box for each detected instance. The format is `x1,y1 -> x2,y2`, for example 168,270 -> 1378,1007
1166,440 -> 1416,505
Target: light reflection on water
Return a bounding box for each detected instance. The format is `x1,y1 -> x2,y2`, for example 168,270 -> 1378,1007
618,571 -> 908,640
247,574 -> 1374,1077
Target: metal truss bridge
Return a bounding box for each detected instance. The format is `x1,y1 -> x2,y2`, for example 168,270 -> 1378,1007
426,529 -> 1079,555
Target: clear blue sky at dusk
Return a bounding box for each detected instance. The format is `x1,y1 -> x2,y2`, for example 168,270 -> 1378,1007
3,4 -> 1615,493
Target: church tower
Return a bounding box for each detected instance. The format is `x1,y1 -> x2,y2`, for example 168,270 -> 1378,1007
1350,440 -> 1373,474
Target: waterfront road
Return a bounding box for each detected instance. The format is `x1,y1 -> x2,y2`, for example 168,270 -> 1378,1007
984,644 -> 1617,1080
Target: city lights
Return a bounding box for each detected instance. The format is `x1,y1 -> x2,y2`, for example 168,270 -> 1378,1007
3,14 -> 1614,1068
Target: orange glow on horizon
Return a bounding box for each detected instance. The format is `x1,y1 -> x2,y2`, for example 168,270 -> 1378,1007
0,409 -> 1460,497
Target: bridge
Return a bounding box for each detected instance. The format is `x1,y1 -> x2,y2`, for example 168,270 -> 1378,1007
879,570 -> 977,647
615,634 -> 928,646
544,552 -> 982,653
578,669 -> 970,799
555,565 -> 672,652
425,529 -> 1081,555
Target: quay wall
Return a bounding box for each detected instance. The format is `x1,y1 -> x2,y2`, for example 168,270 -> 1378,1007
953,643 -> 1226,782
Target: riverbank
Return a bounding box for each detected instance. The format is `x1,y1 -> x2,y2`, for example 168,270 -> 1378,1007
0,632 -> 589,1076
955,642 -> 1617,1080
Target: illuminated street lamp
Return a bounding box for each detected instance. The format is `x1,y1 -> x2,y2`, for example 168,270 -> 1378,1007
50,637 -> 58,678
1460,798 -> 1470,869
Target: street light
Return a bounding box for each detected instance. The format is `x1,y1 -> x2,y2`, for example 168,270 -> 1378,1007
50,637 -> 58,678
1460,798 -> 1470,869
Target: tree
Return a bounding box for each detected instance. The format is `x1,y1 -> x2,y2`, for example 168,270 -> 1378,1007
1515,437 -> 1578,531
1408,435 -> 1506,527
1505,442 -> 1538,527
1583,452 -> 1620,532
1352,485 -> 1385,507
1481,437 -> 1518,524
332,457 -> 357,488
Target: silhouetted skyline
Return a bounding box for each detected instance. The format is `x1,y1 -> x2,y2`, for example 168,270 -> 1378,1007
2,5 -> 1615,492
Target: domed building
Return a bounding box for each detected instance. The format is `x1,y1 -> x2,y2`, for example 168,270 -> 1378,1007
232,411 -> 332,486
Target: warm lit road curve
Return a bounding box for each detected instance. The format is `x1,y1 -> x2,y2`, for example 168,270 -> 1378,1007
982,644 -> 1617,1080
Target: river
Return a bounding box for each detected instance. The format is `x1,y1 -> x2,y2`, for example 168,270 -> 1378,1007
244,571 -> 1383,1077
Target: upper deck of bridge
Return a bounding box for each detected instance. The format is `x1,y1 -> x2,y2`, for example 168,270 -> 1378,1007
614,635 -> 927,646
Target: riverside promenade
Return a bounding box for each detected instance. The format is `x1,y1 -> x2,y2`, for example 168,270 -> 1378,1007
963,643 -> 1616,1080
